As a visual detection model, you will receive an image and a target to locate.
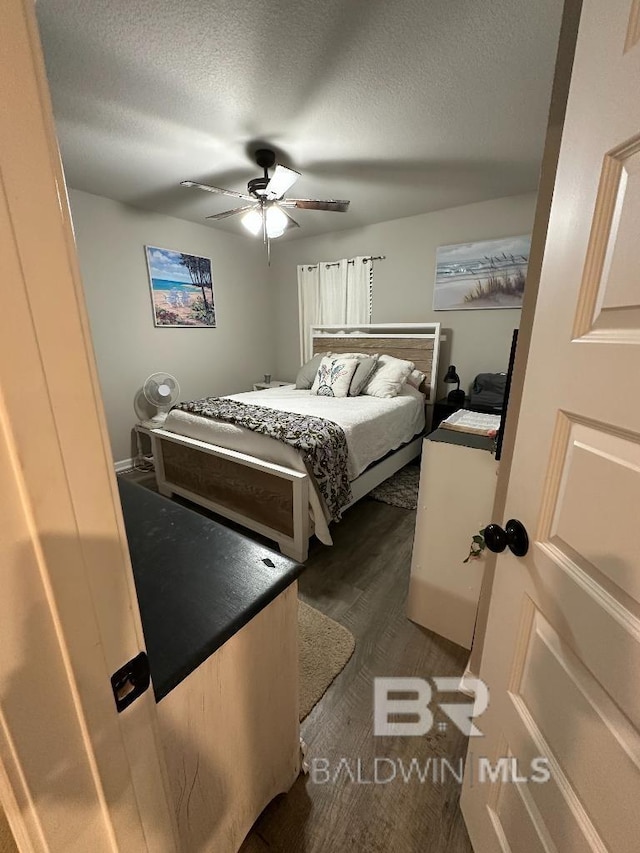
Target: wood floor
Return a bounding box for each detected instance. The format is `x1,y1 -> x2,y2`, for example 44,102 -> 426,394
240,497 -> 474,853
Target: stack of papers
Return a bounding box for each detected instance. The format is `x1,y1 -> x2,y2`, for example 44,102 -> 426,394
440,409 -> 501,436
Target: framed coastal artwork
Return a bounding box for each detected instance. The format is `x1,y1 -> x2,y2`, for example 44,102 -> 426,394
145,245 -> 216,327
432,234 -> 531,311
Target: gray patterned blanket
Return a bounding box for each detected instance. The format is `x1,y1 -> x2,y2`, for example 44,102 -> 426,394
173,398 -> 352,522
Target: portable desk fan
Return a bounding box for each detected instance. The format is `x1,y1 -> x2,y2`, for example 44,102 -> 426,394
140,373 -> 180,428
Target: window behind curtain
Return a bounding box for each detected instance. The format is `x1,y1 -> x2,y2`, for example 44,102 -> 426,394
297,257 -> 372,363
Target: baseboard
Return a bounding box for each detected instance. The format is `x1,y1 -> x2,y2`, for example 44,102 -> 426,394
114,457 -> 134,473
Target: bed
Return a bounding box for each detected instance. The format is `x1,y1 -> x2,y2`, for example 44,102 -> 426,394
150,323 -> 440,561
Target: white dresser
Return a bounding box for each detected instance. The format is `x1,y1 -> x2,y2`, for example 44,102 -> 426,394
407,430 -> 498,650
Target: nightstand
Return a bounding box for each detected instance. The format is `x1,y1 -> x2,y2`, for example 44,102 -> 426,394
407,429 -> 498,649
252,380 -> 290,391
431,396 -> 502,432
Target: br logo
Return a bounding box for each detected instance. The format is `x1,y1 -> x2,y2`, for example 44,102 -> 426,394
374,677 -> 489,737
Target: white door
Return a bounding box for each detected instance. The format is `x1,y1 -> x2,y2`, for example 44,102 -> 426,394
0,2 -> 177,850
461,1 -> 640,850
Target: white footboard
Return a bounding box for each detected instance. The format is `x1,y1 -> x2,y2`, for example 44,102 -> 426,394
151,429 -> 310,562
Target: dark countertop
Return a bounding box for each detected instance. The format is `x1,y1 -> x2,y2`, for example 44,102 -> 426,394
118,479 -> 304,701
426,427 -> 496,452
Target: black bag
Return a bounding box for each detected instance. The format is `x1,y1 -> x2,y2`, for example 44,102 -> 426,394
470,373 -> 507,410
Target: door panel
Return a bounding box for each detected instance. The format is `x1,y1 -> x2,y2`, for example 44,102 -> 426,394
0,1 -> 177,849
490,780 -> 554,853
514,611 -> 639,846
575,136 -> 640,339
548,418 -> 640,604
501,704 -> 603,853
461,1 -> 640,850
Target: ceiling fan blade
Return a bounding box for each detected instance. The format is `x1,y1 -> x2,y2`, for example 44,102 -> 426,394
280,208 -> 301,228
205,204 -> 258,221
280,198 -> 350,212
265,164 -> 301,200
181,180 -> 253,202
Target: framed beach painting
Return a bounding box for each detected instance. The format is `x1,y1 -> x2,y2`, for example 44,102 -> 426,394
433,234 -> 531,311
145,245 -> 216,327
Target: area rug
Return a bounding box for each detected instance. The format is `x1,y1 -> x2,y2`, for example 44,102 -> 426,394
298,601 -> 355,721
368,464 -> 419,510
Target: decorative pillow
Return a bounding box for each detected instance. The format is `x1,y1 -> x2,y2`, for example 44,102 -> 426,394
349,355 -> 379,396
406,369 -> 427,390
336,352 -> 380,396
362,354 -> 414,398
295,352 -> 326,389
310,356 -> 358,398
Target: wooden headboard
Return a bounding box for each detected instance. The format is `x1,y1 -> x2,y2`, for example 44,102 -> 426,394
311,323 -> 441,402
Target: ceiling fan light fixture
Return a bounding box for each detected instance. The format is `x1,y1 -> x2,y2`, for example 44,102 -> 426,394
265,204 -> 288,239
241,208 -> 263,236
181,147 -> 350,243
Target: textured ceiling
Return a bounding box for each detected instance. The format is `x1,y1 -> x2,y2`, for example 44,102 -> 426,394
36,0 -> 563,239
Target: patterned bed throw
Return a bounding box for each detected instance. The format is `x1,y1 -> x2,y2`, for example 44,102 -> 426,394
173,398 -> 352,521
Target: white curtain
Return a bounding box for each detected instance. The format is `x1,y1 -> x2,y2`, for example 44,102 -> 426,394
319,259 -> 348,325
297,256 -> 373,362
298,264 -> 320,365
346,256 -> 372,323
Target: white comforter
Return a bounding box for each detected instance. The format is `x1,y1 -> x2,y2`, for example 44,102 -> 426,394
163,384 -> 425,543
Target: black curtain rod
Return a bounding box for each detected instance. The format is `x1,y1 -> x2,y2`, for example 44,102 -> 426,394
306,255 -> 386,270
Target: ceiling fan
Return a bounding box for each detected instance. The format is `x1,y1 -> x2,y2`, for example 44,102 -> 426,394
181,148 -> 350,246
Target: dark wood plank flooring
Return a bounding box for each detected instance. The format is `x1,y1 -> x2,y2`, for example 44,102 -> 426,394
241,498 -> 474,853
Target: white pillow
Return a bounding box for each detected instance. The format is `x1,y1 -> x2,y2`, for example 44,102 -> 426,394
406,369 -> 427,390
310,356 -> 358,398
378,353 -> 414,368
362,354 -> 414,398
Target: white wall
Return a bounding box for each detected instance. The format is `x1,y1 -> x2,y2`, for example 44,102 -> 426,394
70,189 -> 273,462
71,188 -> 536,461
270,192 -> 537,397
